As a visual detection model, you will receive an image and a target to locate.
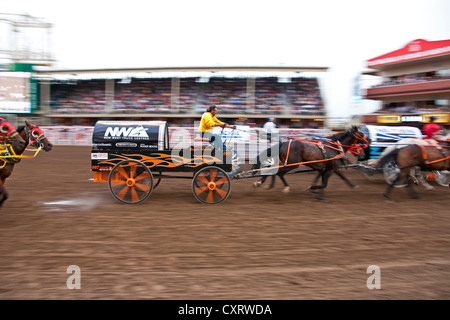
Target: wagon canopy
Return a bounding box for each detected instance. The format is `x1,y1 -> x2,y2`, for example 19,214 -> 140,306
92,120 -> 169,151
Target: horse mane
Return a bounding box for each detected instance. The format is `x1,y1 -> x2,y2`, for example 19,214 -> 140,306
329,126 -> 360,142
16,126 -> 25,133
329,130 -> 349,142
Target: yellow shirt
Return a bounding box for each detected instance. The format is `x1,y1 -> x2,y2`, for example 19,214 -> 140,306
198,112 -> 223,133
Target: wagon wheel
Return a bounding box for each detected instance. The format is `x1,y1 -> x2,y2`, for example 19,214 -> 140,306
108,159 -> 153,204
192,166 -> 231,204
434,170 -> 450,187
383,160 -> 406,187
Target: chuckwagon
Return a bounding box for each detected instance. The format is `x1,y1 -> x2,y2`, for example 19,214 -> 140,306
91,120 -> 240,205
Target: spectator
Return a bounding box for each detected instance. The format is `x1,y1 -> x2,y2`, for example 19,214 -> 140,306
263,117 -> 277,142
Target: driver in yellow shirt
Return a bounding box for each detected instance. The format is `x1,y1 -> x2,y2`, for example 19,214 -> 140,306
198,105 -> 236,153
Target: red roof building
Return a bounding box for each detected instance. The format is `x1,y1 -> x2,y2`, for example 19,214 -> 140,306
363,39 -> 450,129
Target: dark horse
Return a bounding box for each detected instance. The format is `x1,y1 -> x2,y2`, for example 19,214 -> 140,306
375,139 -> 449,201
252,126 -> 368,201
0,120 -> 53,207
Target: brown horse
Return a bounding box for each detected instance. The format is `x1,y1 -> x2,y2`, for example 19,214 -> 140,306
376,139 -> 450,200
0,120 -> 53,207
252,126 -> 368,201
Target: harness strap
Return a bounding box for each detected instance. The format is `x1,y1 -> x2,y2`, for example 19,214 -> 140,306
284,139 -> 292,167
418,143 -> 450,165
418,144 -> 429,164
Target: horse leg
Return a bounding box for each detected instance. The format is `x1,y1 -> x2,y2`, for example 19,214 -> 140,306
305,171 -> 321,191
309,170 -> 333,202
0,183 -> 7,208
267,175 -> 277,190
278,173 -> 290,193
334,169 -> 358,189
383,174 -> 400,201
253,175 -> 266,188
406,175 -> 420,199
383,172 -> 402,201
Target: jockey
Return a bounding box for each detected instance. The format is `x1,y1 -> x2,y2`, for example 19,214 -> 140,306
422,116 -> 441,140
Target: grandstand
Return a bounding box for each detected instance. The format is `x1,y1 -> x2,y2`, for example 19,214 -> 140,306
31,66 -> 329,128
362,39 -> 450,130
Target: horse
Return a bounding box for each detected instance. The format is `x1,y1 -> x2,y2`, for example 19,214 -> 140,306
375,138 -> 450,201
0,120 -> 53,207
252,126 -> 368,201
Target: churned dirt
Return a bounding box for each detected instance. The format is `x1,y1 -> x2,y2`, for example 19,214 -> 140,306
0,145 -> 449,300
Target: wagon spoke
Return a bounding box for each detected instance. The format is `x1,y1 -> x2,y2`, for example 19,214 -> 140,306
116,166 -> 129,180
206,190 -> 214,203
116,185 -> 129,200
129,163 -> 137,179
130,187 -> 139,202
195,185 -> 209,194
209,169 -> 217,181
196,173 -> 210,185
214,187 -> 227,198
134,182 -> 151,193
134,170 -> 150,182
214,177 -> 228,186
110,180 -> 127,187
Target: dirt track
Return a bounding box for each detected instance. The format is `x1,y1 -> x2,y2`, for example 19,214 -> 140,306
1,146 -> 449,300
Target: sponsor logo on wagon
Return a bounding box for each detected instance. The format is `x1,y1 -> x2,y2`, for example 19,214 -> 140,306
116,142 -> 138,148
104,125 -> 149,140
91,153 -> 108,160
140,143 -> 157,149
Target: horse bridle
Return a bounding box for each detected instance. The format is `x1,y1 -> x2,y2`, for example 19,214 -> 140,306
24,124 -> 46,148
347,130 -> 369,156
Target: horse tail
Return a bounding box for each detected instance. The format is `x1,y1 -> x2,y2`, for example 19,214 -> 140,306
375,148 -> 400,169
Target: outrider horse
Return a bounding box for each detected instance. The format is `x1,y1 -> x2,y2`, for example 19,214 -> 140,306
376,139 -> 450,201
0,120 -> 53,207
252,126 -> 368,201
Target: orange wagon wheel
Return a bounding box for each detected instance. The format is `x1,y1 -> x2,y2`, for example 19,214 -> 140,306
192,166 -> 231,205
108,160 -> 153,204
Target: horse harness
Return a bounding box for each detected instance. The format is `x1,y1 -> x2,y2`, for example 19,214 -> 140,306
0,118 -> 22,166
417,140 -> 450,165
283,137 -> 349,171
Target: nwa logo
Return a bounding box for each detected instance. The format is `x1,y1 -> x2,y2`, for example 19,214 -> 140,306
104,125 -> 149,140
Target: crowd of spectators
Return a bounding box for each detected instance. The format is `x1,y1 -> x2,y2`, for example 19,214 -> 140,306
49,76 -> 325,116
371,71 -> 450,88
376,102 -> 450,115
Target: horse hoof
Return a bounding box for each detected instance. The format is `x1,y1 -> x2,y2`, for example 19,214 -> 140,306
282,187 -> 290,193
319,199 -> 329,203
253,182 -> 261,188
352,185 -> 359,189
304,186 -> 311,191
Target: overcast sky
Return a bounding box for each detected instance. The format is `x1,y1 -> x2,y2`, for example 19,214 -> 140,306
1,0 -> 450,118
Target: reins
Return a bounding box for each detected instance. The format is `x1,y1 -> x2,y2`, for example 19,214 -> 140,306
0,143 -> 43,167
